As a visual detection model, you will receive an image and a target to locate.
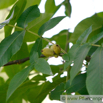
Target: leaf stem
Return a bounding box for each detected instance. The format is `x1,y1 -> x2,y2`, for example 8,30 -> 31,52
27,29 -> 67,53
7,24 -> 24,30
7,24 -> 67,54
27,29 -> 40,38
91,44 -> 100,47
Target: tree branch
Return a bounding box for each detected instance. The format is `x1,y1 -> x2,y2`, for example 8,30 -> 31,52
3,54 -> 64,66
3,52 -> 91,66
4,57 -> 30,66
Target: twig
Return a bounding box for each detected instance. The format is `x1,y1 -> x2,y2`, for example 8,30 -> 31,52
91,44 -> 100,47
4,57 -> 30,66
3,53 -> 64,66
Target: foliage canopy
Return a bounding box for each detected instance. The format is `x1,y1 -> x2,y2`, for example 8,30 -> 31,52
0,0 -> 103,103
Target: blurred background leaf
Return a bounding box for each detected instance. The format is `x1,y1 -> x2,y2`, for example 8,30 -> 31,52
70,13 -> 103,43
4,0 -> 27,37
0,0 -> 17,9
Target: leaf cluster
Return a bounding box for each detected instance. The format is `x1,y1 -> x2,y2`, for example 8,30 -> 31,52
0,0 -> 103,103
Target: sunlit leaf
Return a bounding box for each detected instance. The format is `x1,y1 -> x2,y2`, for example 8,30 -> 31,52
4,65 -> 22,78
25,0 -> 41,9
50,65 -> 63,74
0,0 -> 16,9
64,0 -> 72,17
0,77 -> 5,86
45,0 -> 61,13
4,0 -> 26,37
31,74 -> 46,81
0,83 -> 8,103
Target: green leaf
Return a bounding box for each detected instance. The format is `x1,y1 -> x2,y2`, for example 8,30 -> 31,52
45,0 -> 61,13
64,0 -> 72,17
0,77 -> 5,86
63,44 -> 80,61
24,3 -> 61,42
0,0 -> 16,9
30,38 -> 42,64
78,86 -> 88,95
6,81 -> 38,102
30,52 -> 39,65
0,83 -> 8,103
66,73 -> 88,94
50,83 -> 65,100
34,58 -> 53,75
11,42 -> 29,60
63,44 -> 80,70
17,5 -> 40,28
6,65 -> 34,101
87,26 -> 103,42
4,0 -> 27,37
38,16 -> 65,35
70,44 -> 91,83
4,65 -> 22,78
96,12 -> 103,17
88,31 -> 103,44
19,81 -> 40,102
25,0 -> 41,9
6,79 -> 38,102
24,13 -> 52,41
86,47 -> 103,94
70,13 -> 103,43
31,74 -> 46,81
30,38 -> 42,57
33,75 -> 66,103
26,82 -> 47,103
50,65 -> 63,74
87,46 -> 98,56
76,25 -> 92,44
0,30 -> 25,67
0,10 -> 14,29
